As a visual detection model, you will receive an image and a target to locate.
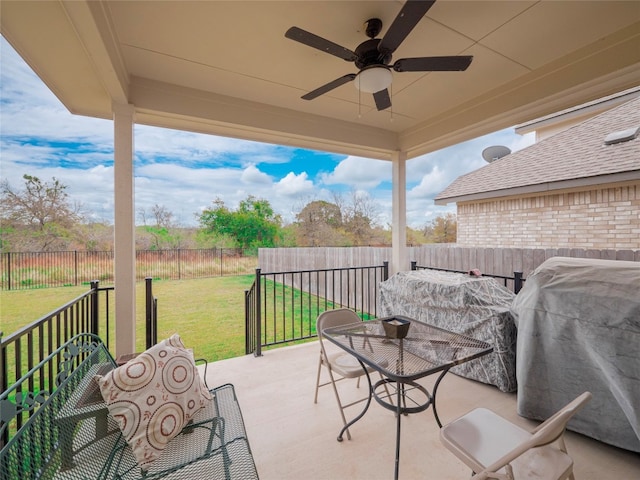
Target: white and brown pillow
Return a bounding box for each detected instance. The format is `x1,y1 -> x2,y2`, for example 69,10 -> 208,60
96,334 -> 212,468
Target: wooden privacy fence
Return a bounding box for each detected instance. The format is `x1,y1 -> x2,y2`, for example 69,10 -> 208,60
259,245 -> 639,280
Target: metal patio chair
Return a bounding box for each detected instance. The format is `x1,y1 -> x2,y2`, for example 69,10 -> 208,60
439,392 -> 592,480
314,308 -> 389,440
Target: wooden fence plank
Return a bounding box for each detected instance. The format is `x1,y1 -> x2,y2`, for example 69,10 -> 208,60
258,246 -> 639,284
617,250 -> 635,261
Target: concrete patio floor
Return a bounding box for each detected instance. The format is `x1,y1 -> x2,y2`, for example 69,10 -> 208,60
203,341 -> 639,480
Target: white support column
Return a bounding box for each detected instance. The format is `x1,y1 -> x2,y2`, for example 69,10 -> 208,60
113,103 -> 136,357
391,151 -> 408,275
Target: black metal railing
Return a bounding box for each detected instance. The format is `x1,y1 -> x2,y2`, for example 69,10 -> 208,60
410,261 -> 525,294
0,248 -> 257,290
0,282 -> 110,403
245,262 -> 389,356
0,279 -> 157,400
0,333 -> 103,451
145,277 -> 158,349
244,278 -> 259,357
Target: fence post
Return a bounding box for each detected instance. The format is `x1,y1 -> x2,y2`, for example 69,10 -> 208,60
153,298 -> 158,346
6,252 -> 11,291
514,271 -> 524,294
244,290 -> 249,354
178,248 -> 181,280
383,261 -> 389,281
145,277 -> 155,349
90,280 -> 100,336
75,251 -> 79,286
0,331 -> 6,448
410,261 -> 417,271
255,268 -> 262,357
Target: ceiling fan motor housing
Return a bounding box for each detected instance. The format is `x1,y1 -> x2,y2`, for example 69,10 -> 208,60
355,39 -> 391,69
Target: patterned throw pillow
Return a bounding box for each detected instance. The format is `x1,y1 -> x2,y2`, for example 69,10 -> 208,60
96,334 -> 212,468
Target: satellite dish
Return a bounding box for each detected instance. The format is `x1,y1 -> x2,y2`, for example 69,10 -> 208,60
482,145 -> 511,163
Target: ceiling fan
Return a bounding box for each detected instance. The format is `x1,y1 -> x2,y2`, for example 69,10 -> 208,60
285,0 -> 472,111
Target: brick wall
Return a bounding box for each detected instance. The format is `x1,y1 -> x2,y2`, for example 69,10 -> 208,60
456,182 -> 640,249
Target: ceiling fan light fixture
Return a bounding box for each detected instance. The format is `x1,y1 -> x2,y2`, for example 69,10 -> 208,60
355,66 -> 392,93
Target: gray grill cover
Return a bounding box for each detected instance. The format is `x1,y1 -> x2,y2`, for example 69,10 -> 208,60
379,270 -> 517,392
511,257 -> 640,452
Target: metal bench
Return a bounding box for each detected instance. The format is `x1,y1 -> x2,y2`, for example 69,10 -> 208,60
0,333 -> 259,479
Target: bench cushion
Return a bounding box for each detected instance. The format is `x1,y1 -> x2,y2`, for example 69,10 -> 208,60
96,334 -> 212,468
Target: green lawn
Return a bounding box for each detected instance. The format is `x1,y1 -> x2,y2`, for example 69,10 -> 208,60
149,275 -> 256,361
1,285 -> 90,332
1,275 -> 258,362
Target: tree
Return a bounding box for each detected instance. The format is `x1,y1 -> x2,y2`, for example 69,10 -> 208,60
295,200 -> 345,246
341,191 -> 379,245
423,213 -> 457,243
293,193 -> 380,247
198,195 -> 282,249
0,174 -> 83,251
406,226 -> 428,246
76,222 -> 114,251
137,204 -> 182,250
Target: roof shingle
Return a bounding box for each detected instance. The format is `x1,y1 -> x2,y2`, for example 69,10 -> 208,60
435,96 -> 640,203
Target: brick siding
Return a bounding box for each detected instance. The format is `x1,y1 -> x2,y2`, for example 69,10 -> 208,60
456,182 -> 640,249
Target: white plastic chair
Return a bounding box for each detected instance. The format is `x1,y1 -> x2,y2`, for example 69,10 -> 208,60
440,392 -> 592,480
314,308 -> 387,440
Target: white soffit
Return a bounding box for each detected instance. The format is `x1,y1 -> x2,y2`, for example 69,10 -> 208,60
1,0 -> 639,160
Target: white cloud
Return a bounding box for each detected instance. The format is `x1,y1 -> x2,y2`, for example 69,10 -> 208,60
247,152 -> 293,165
397,127 -> 537,228
320,156 -> 391,189
508,131 -> 536,152
240,165 -> 272,185
408,166 -> 448,199
274,172 -> 314,197
0,42 -> 113,143
135,125 -> 266,164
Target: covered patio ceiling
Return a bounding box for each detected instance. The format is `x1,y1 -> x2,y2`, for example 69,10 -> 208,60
2,0 -> 639,356
2,0 -> 639,161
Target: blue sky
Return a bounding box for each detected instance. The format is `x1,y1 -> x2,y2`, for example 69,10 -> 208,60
0,36 -> 534,228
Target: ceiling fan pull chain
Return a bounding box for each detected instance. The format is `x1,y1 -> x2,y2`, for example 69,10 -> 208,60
358,78 -> 362,118
390,83 -> 394,122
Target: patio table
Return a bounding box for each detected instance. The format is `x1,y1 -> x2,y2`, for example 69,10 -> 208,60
323,315 -> 493,480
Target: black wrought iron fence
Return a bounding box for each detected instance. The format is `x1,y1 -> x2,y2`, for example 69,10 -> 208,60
245,262 -> 389,356
0,282 -> 111,409
410,261 -> 525,293
1,248 -> 257,290
0,279 -> 158,420
244,280 -> 259,356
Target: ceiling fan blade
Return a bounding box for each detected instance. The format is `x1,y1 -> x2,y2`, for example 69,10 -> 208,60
373,89 -> 391,111
393,56 -> 473,72
301,74 -> 357,100
378,0 -> 436,55
285,27 -> 358,62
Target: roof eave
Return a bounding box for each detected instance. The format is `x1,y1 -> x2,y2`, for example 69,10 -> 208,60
515,86 -> 640,135
434,171 -> 640,205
